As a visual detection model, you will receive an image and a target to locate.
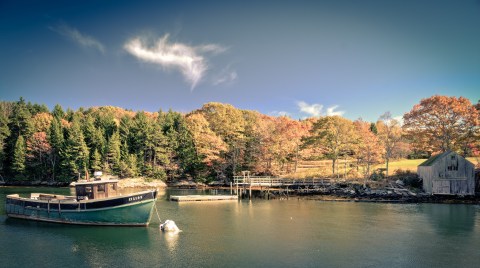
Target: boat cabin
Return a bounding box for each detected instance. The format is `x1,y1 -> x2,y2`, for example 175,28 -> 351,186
75,180 -> 119,200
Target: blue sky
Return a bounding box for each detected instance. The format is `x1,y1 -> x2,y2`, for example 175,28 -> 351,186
1,0 -> 479,122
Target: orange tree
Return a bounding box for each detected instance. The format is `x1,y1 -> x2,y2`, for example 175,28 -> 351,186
403,95 -> 479,156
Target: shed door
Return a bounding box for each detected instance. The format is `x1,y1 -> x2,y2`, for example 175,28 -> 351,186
432,180 -> 450,194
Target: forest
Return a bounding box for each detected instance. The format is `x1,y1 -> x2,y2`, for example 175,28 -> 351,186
0,95 -> 478,183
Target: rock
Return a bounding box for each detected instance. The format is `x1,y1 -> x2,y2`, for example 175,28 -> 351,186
395,180 -> 404,186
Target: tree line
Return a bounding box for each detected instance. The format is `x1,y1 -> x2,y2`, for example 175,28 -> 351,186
0,95 -> 478,183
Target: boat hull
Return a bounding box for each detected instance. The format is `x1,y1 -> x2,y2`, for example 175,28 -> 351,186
6,190 -> 157,226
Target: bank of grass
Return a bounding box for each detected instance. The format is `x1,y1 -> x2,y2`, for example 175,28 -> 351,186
373,159 -> 425,172
284,157 -> 479,180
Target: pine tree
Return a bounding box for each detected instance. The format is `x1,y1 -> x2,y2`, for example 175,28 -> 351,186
12,135 -> 26,178
91,148 -> 102,172
48,117 -> 64,181
175,117 -> 200,180
106,131 -> 121,175
6,98 -> 33,177
52,104 -> 65,120
60,119 -> 89,181
9,97 -> 34,139
0,104 -> 11,175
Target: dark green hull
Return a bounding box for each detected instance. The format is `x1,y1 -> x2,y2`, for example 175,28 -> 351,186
6,190 -> 157,226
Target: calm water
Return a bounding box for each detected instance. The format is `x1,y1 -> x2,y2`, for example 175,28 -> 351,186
1,187 -> 480,267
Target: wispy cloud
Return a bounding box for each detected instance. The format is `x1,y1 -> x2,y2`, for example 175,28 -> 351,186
326,105 -> 345,116
297,101 -> 345,117
213,65 -> 237,86
124,33 -> 227,90
50,23 -> 105,53
270,111 -> 291,117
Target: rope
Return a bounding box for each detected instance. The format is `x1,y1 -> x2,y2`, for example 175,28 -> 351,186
153,202 -> 162,223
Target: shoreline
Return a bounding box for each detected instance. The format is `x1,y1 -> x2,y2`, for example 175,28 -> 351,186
2,179 -> 480,204
294,193 -> 480,204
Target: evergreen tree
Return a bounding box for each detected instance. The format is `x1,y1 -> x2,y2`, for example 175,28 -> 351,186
48,117 -> 64,181
27,103 -> 49,115
12,135 -> 26,178
90,148 -> 102,172
6,98 -> 33,177
105,131 -> 121,175
175,116 -> 200,180
0,104 -> 11,175
52,104 -> 65,120
9,97 -> 34,139
60,119 -> 89,181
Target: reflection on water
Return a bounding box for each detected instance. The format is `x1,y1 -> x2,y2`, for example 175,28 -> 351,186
422,204 -> 476,235
1,187 -> 480,267
163,231 -> 180,253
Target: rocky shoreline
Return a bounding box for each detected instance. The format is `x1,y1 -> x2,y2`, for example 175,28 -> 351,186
209,180 -> 480,204
295,190 -> 480,204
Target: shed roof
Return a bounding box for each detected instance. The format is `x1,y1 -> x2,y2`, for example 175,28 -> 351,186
418,151 -> 452,167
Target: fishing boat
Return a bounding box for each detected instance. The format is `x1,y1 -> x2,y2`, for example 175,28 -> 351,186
5,179 -> 157,226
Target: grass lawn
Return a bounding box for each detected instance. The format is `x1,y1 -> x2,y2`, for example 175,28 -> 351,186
285,157 -> 479,179
374,159 -> 426,172
375,157 -> 478,172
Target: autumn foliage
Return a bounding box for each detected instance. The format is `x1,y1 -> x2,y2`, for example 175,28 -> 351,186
403,95 -> 480,156
0,95 -> 478,183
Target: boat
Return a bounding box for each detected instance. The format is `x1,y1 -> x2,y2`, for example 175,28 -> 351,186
5,179 -> 157,226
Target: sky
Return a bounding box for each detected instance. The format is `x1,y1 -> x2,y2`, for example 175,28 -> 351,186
1,0 -> 479,122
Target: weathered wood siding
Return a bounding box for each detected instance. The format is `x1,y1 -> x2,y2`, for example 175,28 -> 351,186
418,151 -> 475,195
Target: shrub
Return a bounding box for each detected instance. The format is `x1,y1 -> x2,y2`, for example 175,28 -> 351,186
370,169 -> 385,181
393,169 -> 422,188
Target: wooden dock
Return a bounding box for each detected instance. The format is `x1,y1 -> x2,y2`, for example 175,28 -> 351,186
170,195 -> 238,202
232,175 -> 331,199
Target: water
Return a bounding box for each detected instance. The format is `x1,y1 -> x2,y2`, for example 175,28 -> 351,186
1,187 -> 480,267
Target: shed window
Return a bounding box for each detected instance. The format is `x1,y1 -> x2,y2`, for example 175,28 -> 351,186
447,155 -> 458,171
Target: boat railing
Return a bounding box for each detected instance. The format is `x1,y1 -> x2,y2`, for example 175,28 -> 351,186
29,193 -> 77,201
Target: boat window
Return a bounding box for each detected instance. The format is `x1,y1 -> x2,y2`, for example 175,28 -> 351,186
98,184 -> 105,192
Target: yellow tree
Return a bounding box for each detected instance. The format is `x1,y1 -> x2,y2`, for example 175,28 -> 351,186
31,112 -> 53,133
354,119 -> 383,184
185,113 -> 227,167
303,116 -> 357,179
270,116 -> 310,174
197,102 -> 246,176
376,112 -> 402,178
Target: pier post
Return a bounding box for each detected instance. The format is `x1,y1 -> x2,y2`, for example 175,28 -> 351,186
249,184 -> 252,200
230,182 -> 233,195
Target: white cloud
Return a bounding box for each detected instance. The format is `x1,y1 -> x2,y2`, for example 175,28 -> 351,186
393,115 -> 404,126
124,34 -> 227,90
326,105 -> 345,116
297,101 -> 345,117
297,101 -> 323,117
51,24 -> 105,53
